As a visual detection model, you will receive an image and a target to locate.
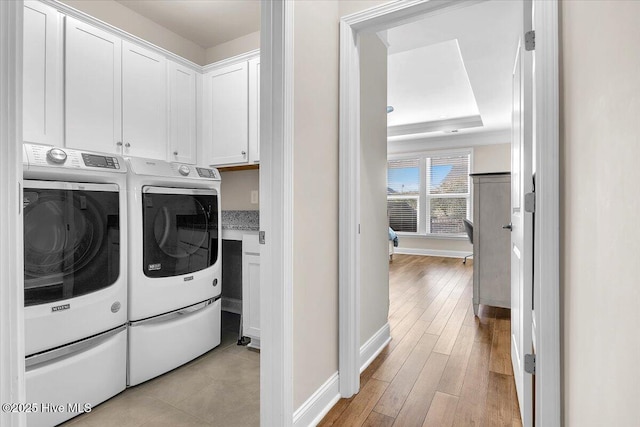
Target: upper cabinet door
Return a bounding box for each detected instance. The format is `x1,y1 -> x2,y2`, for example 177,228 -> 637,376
23,1 -> 63,146
204,62 -> 249,166
248,57 -> 260,164
65,17 -> 122,154
122,41 -> 168,160
168,61 -> 197,165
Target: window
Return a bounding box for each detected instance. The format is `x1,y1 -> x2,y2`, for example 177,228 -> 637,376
387,151 -> 471,236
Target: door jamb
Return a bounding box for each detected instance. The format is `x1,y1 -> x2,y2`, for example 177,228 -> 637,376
0,1 -> 26,426
338,2 -> 561,427
260,1 -> 295,426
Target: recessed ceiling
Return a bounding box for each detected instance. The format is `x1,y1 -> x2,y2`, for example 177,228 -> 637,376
387,39 -> 482,130
114,0 -> 260,48
384,0 -> 522,140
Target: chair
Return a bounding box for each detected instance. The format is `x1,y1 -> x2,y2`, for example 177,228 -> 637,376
463,219 -> 473,264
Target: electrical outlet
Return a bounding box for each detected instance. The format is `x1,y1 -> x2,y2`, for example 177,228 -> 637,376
251,190 -> 259,204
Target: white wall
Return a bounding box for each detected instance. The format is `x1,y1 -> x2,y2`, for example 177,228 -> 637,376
205,31 -> 260,64
290,0 -> 390,410
396,142 -> 510,254
60,0 -> 206,65
561,2 -> 640,425
359,33 -> 389,347
292,0 -> 341,409
219,169 -> 259,211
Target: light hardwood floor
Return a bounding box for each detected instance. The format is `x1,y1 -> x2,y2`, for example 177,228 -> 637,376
319,255 -> 522,427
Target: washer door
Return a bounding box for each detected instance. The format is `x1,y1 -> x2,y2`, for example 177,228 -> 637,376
142,187 -> 219,278
23,181 -> 121,307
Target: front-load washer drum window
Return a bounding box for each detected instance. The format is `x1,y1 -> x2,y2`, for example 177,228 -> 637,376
142,191 -> 219,278
23,186 -> 120,306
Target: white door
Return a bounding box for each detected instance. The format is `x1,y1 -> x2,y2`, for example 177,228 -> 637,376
204,62 -> 249,166
248,56 -> 261,163
65,17 -> 122,154
510,37 -> 534,426
23,1 -> 62,146
168,61 -> 197,165
122,41 -> 167,160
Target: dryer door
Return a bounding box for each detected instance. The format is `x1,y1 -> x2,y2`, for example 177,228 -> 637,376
142,186 -> 219,278
23,180 -> 121,307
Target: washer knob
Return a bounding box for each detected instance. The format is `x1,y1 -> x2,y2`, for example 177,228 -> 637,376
178,165 -> 190,176
46,147 -> 67,164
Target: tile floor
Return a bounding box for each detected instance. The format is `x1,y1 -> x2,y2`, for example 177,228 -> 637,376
62,312 -> 259,427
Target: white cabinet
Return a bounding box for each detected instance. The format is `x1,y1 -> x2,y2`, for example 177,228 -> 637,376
65,17 -> 122,154
23,1 -> 63,146
168,61 -> 197,165
248,57 -> 260,164
203,61 -> 249,166
471,173 -> 512,315
242,234 -> 260,349
122,41 -> 167,160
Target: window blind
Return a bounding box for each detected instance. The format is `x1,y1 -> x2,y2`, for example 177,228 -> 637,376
387,159 -> 419,232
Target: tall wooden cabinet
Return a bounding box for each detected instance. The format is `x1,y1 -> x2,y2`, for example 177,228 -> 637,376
471,173 -> 511,315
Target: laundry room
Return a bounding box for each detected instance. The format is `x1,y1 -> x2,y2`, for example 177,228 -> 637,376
21,0 -> 261,425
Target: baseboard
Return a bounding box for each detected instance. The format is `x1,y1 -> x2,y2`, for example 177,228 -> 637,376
293,372 -> 340,427
395,247 -> 472,259
221,297 -> 242,314
360,323 -> 391,373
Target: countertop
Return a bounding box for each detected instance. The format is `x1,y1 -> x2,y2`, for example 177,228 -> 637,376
221,210 -> 259,231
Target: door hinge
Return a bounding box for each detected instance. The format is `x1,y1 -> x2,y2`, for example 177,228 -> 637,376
524,192 -> 535,213
259,230 -> 265,245
525,30 -> 535,51
525,353 -> 536,375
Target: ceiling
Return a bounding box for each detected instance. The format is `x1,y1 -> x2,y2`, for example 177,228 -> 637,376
384,0 -> 522,140
114,0 -> 260,48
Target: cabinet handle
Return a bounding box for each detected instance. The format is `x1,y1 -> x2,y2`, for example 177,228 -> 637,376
125,142 -> 131,148
173,151 -> 178,155
502,223 -> 513,231
241,151 -> 247,156
116,141 -> 123,146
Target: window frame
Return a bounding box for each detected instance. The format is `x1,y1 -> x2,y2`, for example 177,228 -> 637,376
387,148 -> 473,239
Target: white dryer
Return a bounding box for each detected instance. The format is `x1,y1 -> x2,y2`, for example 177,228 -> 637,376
126,157 -> 222,386
22,143 -> 128,427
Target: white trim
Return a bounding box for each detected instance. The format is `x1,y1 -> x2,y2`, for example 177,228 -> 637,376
260,1 -> 294,426
387,115 -> 483,137
533,1 -> 561,426
395,247 -> 471,259
339,3 -> 560,426
292,373 -> 340,427
42,0 -> 202,71
0,1 -> 26,426
388,128 -> 511,153
202,49 -> 260,73
221,297 -> 242,315
360,323 -> 391,373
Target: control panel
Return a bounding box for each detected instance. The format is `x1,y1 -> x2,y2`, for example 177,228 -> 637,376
196,167 -> 218,179
23,144 -> 126,173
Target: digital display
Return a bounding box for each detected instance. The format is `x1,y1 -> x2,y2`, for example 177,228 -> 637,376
196,167 -> 216,178
85,155 -> 107,167
82,153 -> 118,169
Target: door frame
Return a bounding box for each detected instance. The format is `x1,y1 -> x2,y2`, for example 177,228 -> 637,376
0,1 -> 27,426
259,1 -> 295,426
338,1 -> 560,426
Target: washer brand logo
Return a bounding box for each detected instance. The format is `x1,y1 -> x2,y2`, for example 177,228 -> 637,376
148,263 -> 161,271
184,276 -> 194,282
52,304 -> 70,312
145,161 -> 156,165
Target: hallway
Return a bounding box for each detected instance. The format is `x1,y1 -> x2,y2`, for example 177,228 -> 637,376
320,255 -> 521,426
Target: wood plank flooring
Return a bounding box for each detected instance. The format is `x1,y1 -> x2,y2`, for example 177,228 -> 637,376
319,255 -> 521,427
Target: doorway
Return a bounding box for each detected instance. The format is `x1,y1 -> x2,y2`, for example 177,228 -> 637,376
338,1 -> 560,426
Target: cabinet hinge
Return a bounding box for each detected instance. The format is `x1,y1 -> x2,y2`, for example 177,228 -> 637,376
259,230 -> 265,245
525,30 -> 535,51
524,192 -> 535,213
525,353 -> 536,375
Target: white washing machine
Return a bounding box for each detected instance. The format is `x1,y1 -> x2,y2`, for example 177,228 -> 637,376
22,143 -> 128,427
126,157 -> 222,386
